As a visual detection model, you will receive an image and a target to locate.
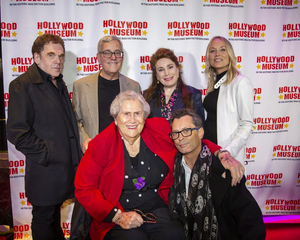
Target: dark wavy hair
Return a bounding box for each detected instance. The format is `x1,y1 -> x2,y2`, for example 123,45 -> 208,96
31,34 -> 65,56
143,48 -> 192,109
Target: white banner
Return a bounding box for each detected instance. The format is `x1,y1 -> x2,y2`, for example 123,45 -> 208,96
2,0 -> 300,239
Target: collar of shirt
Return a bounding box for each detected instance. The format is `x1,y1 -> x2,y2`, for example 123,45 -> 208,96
181,156 -> 192,197
35,63 -> 63,83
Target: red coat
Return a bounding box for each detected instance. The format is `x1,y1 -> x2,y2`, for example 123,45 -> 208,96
75,117 -> 220,240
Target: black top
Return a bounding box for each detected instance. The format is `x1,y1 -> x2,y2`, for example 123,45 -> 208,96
203,71 -> 227,144
37,63 -> 73,121
120,137 -> 168,213
98,75 -> 120,133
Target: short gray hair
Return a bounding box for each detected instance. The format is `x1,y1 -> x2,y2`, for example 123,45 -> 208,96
97,35 -> 123,53
110,91 -> 150,119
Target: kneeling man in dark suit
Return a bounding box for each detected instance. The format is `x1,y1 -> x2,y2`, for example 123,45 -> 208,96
168,108 -> 266,240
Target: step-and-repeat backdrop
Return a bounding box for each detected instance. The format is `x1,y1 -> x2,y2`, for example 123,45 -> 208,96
1,0 -> 300,239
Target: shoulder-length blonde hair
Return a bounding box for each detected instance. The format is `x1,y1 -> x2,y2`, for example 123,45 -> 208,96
205,36 -> 240,93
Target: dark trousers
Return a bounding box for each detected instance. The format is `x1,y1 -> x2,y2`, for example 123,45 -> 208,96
31,204 -> 65,240
104,207 -> 185,240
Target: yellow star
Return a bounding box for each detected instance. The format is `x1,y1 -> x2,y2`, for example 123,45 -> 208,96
256,95 -> 261,100
37,31 -> 43,36
77,0 -> 82,1
20,200 -> 26,205
12,66 -> 17,72
168,30 -> 173,36
261,0 -> 266,4
103,29 -> 108,35
78,31 -> 84,37
246,181 -> 250,186
272,153 -> 276,157
294,0 -> 299,4
251,154 -> 255,159
261,32 -> 266,38
256,64 -> 261,69
254,126 -> 257,130
237,64 -> 241,69
290,63 -> 294,68
77,66 -> 82,72
204,0 -> 208,2
201,64 -> 206,69
142,30 -> 148,36
12,31 -> 17,37
239,0 -> 244,3
277,180 -> 282,184
140,65 -> 145,70
297,179 -> 300,184
265,206 -> 270,210
284,124 -> 289,128
279,94 -> 283,99
282,32 -> 287,38
179,0 -> 184,2
204,31 -> 209,36
229,31 -> 233,36
179,64 -> 183,70
24,233 -> 30,238
19,168 -> 25,174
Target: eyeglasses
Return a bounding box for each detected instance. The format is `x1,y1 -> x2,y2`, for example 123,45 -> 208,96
134,209 -> 157,224
99,50 -> 123,58
169,127 -> 200,140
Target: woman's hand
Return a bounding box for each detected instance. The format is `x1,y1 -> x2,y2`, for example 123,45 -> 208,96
115,211 -> 144,229
218,151 -> 245,186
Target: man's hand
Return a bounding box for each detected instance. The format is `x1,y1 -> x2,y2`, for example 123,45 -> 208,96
115,211 -> 144,229
219,151 -> 245,186
82,138 -> 92,153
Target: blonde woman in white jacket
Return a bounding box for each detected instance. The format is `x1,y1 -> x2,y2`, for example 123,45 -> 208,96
203,36 -> 254,166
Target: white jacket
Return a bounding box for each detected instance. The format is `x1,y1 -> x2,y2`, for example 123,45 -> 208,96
216,73 -> 254,165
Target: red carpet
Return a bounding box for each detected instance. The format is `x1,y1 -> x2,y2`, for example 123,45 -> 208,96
264,215 -> 300,240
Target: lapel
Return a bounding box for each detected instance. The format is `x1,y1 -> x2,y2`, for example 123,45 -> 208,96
172,90 -> 185,111
29,64 -> 69,119
119,73 -> 129,92
84,72 -> 99,134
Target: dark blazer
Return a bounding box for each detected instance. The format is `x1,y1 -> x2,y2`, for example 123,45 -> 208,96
7,63 -> 81,206
173,151 -> 266,240
210,166 -> 266,240
147,85 -> 205,125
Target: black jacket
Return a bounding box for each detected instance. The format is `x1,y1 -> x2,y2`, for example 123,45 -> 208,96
7,63 -> 81,206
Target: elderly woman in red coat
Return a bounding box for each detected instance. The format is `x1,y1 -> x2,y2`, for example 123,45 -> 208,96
74,91 -> 221,240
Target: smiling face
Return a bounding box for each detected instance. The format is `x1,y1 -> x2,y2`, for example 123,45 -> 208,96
155,58 -> 180,91
34,42 -> 65,79
171,115 -> 204,159
97,40 -> 123,80
115,99 -> 145,144
208,38 -> 230,75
